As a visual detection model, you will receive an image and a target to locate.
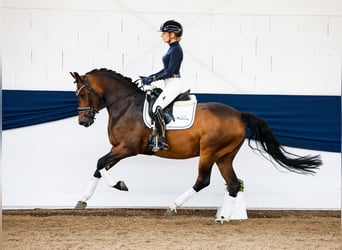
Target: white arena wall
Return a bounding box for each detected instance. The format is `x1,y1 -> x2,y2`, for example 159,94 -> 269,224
2,0 -> 341,210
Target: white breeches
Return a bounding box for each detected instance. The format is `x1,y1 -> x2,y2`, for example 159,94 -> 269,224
152,78 -> 184,113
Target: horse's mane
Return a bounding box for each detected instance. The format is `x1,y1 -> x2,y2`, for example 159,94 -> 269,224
86,68 -> 140,89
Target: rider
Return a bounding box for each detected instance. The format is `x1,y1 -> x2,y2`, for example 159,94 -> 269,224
141,20 -> 184,151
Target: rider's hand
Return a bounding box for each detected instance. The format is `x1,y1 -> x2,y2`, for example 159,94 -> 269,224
141,75 -> 153,85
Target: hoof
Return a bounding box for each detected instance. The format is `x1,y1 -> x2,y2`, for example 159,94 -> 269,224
214,219 -> 224,225
75,201 -> 87,209
164,208 -> 177,217
214,217 -> 229,224
113,181 -> 128,191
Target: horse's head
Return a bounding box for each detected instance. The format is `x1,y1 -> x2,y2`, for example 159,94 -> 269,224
70,72 -> 101,127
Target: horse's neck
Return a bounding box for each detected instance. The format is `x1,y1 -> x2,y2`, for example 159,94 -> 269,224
104,84 -> 144,118
100,76 -> 132,103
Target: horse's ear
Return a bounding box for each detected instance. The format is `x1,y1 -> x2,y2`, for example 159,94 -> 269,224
70,72 -> 83,83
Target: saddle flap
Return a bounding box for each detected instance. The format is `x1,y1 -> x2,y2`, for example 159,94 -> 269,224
143,94 -> 197,130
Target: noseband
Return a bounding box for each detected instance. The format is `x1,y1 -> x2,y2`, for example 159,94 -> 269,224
76,75 -> 100,119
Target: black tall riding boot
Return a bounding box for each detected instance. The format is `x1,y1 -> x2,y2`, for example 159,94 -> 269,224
153,106 -> 169,151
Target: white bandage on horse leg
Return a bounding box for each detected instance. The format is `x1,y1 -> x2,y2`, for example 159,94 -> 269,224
215,192 -> 237,222
80,177 -> 99,202
170,187 -> 197,211
99,168 -> 117,187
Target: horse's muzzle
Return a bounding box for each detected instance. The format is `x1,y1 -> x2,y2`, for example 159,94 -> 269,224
78,107 -> 97,127
78,113 -> 95,127
79,118 -> 94,127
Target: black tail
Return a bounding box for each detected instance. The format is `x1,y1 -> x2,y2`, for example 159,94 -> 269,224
241,112 -> 322,174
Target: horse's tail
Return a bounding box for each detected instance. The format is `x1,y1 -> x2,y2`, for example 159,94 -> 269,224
241,112 -> 322,174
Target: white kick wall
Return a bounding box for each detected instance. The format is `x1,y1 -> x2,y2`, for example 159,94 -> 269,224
2,0 -> 341,209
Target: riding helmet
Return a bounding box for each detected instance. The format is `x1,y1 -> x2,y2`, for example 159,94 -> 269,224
160,20 -> 183,37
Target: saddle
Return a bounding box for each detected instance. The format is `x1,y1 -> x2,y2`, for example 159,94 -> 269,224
143,88 -> 197,131
146,88 -> 191,124
144,88 -> 197,154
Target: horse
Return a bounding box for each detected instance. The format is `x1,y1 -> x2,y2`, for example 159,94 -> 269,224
70,68 -> 322,223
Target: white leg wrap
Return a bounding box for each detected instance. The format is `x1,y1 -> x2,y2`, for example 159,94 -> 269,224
80,177 -> 99,202
170,187 -> 197,211
99,169 -> 117,187
215,192 -> 236,222
215,191 -> 248,223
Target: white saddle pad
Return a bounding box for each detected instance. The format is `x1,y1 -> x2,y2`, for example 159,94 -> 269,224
143,95 -> 197,130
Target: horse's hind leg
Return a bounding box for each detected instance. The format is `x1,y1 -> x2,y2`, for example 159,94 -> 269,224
216,153 -> 241,197
215,148 -> 243,223
165,159 -> 214,216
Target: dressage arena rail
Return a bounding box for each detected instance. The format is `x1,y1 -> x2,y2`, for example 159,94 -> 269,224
3,208 -> 340,218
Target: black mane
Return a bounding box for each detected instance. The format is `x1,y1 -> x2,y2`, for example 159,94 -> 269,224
86,68 -> 140,89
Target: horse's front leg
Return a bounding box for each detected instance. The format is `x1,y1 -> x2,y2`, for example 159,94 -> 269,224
74,175 -> 100,209
75,148 -> 132,209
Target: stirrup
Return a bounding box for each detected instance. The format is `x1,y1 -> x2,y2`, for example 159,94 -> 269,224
151,136 -> 168,152
158,136 -> 169,150
151,135 -> 160,152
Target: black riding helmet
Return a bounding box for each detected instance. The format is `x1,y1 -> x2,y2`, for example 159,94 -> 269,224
160,20 -> 183,37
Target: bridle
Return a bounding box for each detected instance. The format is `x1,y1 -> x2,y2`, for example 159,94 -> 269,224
75,74 -> 144,125
75,75 -> 100,119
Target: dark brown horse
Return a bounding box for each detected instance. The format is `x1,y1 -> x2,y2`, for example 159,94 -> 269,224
70,69 -> 321,222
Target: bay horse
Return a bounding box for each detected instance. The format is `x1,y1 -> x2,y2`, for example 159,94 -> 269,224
70,68 -> 321,223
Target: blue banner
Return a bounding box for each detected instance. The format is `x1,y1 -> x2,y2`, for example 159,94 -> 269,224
2,90 -> 341,152
2,90 -> 78,130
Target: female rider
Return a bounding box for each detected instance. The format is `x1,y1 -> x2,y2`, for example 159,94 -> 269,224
141,20 -> 184,151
